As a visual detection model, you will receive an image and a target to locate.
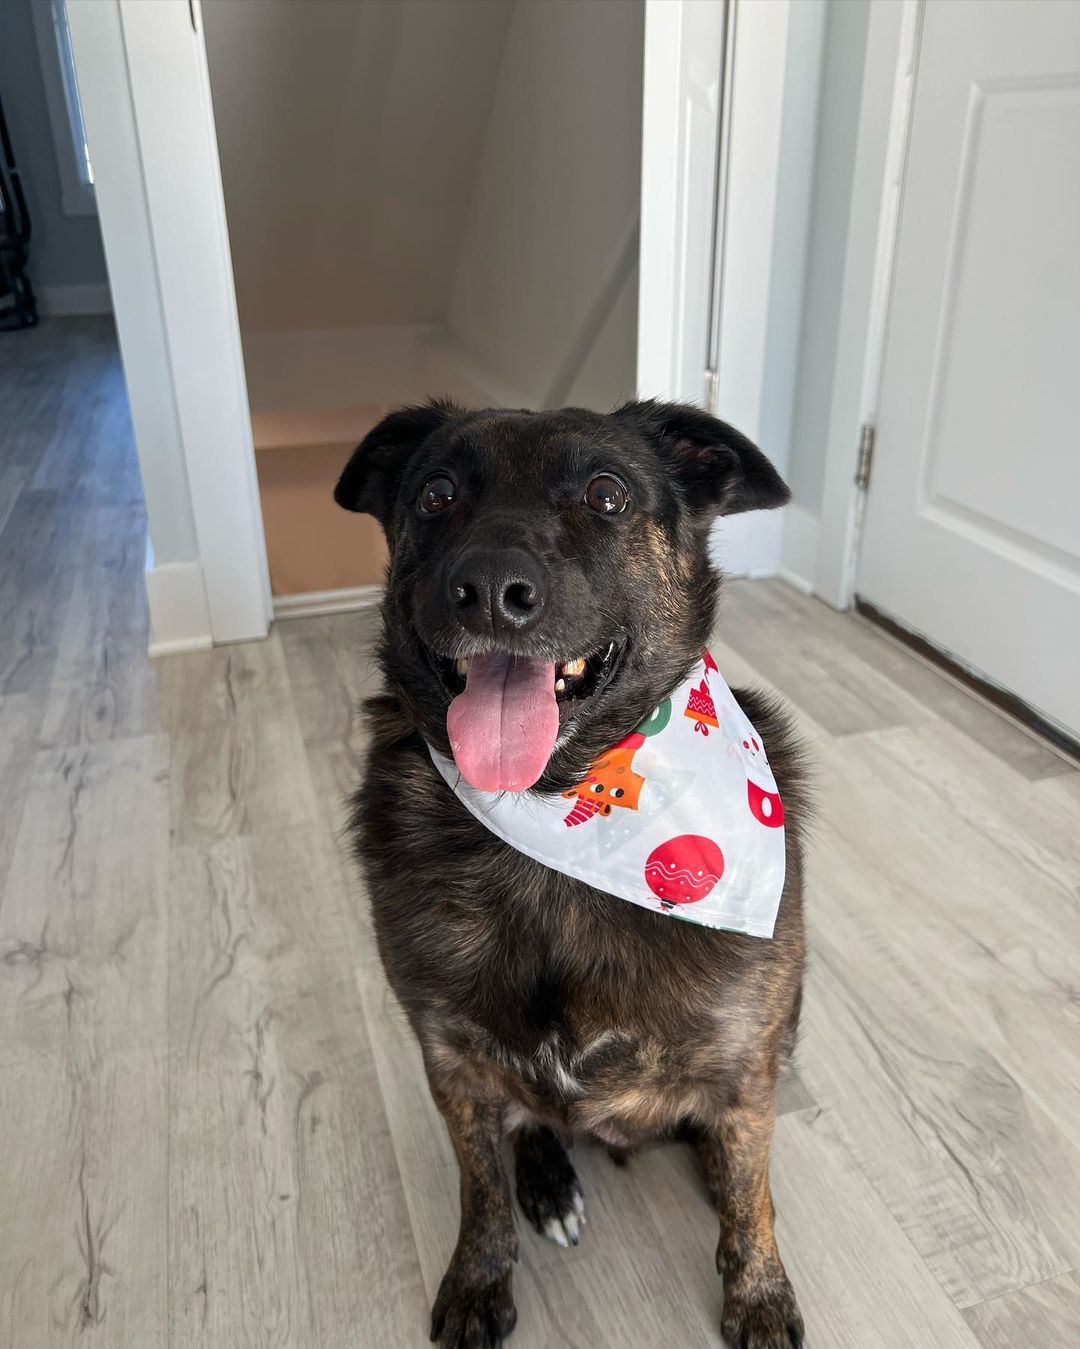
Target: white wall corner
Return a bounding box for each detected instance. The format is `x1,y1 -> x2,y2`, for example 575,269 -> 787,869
37,283 -> 113,316
778,502 -> 820,595
146,561 -> 213,657
710,510 -> 784,580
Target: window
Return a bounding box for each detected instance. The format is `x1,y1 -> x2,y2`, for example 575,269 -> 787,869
30,0 -> 95,216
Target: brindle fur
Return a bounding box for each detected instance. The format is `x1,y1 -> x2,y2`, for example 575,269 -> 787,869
338,400 -> 807,1348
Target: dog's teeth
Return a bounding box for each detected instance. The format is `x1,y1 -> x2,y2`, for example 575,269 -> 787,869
455,658 -> 467,676
555,678 -> 566,694
562,658 -> 586,677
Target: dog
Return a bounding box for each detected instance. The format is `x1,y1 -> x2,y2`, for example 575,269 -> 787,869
335,399 -> 807,1348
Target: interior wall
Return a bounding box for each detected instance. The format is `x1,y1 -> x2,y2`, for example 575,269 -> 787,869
203,0 -> 643,598
0,0 -> 108,297
202,0 -> 512,337
446,0 -> 644,411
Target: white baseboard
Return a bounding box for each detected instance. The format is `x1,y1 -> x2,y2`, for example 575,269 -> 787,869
148,633 -> 213,657
273,584 -> 383,622
778,502 -> 820,595
777,566 -> 814,596
146,561 -> 213,657
37,282 -> 113,316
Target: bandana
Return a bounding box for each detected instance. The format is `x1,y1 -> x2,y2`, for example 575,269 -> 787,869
429,651 -> 786,938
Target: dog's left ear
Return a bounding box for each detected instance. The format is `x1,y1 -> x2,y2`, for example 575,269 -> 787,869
613,400 -> 790,517
334,399 -> 461,527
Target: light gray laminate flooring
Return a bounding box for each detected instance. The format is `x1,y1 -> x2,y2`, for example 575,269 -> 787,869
2,319 -> 1078,1347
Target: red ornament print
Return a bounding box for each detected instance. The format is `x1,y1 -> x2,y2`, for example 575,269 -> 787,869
747,780 -> 784,828
644,834 -> 725,908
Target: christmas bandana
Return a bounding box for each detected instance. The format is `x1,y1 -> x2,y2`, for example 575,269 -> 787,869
429,652 -> 786,938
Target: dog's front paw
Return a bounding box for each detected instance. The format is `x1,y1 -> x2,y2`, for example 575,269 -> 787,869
515,1126 -> 585,1248
721,1272 -> 804,1349
430,1257 -> 517,1349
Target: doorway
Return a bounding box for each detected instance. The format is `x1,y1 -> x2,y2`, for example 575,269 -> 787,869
201,0 -> 644,614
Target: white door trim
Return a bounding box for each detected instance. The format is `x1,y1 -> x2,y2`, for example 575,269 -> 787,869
638,0 -> 813,580
813,0 -> 924,609
67,0 -> 271,648
637,0 -> 727,405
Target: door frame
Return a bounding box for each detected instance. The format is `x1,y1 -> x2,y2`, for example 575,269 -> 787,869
638,0 -> 822,580
69,0 -> 803,646
67,0 -> 271,650
812,0 -> 924,609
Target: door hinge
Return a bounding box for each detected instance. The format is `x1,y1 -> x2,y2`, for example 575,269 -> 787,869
704,369 -> 720,415
855,421 -> 876,491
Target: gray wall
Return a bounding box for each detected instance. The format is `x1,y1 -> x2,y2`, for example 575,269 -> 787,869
786,0 -> 872,515
0,0 -> 108,292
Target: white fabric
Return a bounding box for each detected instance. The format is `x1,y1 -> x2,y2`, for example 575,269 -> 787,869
429,652 -> 786,938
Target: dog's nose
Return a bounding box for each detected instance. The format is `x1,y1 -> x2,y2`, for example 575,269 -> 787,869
447,548 -> 547,636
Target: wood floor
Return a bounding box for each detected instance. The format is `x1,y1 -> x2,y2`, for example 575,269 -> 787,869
2,319 -> 1078,1348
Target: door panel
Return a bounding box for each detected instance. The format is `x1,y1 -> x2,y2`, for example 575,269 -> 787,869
858,0 -> 1080,736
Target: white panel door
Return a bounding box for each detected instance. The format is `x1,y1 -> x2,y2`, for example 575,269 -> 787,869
857,0 -> 1080,737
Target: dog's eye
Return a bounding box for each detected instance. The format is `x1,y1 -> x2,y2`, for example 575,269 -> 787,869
610,786 -> 625,799
418,475 -> 457,515
584,474 -> 629,515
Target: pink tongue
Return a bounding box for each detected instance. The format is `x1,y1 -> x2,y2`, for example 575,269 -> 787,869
447,652 -> 559,792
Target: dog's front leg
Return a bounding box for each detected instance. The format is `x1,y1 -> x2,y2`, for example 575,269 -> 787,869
697,1090 -> 804,1349
429,1079 -> 518,1348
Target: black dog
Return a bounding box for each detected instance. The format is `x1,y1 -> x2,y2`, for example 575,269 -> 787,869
335,400 -> 806,1348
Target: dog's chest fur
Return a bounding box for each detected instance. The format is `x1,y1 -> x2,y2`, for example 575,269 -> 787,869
350,690 -> 806,1141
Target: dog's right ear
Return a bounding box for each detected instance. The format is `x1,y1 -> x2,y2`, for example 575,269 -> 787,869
333,400 -> 461,526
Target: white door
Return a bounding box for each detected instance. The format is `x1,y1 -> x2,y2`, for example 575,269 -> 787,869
857,0 -> 1080,739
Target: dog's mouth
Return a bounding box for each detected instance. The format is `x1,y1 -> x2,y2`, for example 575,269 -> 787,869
425,639 -> 625,793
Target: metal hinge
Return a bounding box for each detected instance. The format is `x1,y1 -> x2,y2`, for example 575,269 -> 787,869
855,421 -> 876,491
704,369 -> 720,415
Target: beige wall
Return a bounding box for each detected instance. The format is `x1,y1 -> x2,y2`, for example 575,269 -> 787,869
447,0 -> 643,410
203,0 -> 512,333
205,0 -> 642,410
204,0 -> 643,593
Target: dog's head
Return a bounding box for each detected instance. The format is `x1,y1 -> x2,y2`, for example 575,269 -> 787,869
335,399 -> 788,793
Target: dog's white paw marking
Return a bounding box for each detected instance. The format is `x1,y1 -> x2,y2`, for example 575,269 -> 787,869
540,1189 -> 586,1248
